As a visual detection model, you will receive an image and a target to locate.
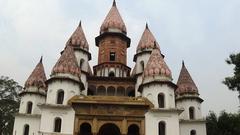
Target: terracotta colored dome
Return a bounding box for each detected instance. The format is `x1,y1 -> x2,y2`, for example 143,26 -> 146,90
137,24 -> 160,53
176,61 -> 199,95
51,45 -> 80,76
67,21 -> 89,51
143,48 -> 172,81
25,57 -> 47,90
100,0 -> 126,34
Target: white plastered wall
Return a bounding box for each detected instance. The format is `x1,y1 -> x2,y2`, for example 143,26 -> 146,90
135,53 -> 151,75
74,50 -> 89,90
179,122 -> 206,135
145,111 -> 180,135
135,75 -> 143,96
46,80 -> 80,105
19,94 -> 46,114
142,84 -> 176,109
176,99 -> 203,120
80,73 -> 87,94
13,116 -> 41,135
40,107 -> 75,135
74,50 -> 89,72
134,52 -> 151,96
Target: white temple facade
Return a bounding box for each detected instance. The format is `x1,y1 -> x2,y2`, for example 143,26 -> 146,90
13,1 -> 206,135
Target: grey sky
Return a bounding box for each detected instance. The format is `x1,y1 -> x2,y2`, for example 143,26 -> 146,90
0,0 -> 239,115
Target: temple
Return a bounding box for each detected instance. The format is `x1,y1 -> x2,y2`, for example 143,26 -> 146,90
13,1 -> 206,135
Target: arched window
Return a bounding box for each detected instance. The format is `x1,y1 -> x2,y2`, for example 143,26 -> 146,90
109,71 -> 115,77
54,117 -> 62,132
158,121 -> 165,135
80,123 -> 92,135
190,130 -> 196,135
189,107 -> 195,119
80,59 -> 85,70
110,52 -> 116,61
127,124 -> 140,135
97,86 -> 106,95
107,86 -> 115,96
117,86 -> 125,96
26,101 -> 33,114
23,124 -> 29,135
158,93 -> 165,108
57,90 -> 64,104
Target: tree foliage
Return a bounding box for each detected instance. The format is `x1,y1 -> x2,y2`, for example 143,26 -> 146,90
0,76 -> 22,135
206,111 -> 240,135
223,53 -> 240,98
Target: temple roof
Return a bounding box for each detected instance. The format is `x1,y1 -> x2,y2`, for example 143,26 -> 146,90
100,0 -> 127,34
137,24 -> 160,53
176,61 -> 199,95
51,45 -> 80,77
143,47 -> 172,81
66,21 -> 89,51
25,57 -> 47,90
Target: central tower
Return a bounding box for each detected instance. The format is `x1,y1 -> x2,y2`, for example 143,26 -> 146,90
93,0 -> 131,77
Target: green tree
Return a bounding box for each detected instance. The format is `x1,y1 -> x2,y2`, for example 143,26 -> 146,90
206,111 -> 240,135
223,53 -> 240,103
0,76 -> 22,135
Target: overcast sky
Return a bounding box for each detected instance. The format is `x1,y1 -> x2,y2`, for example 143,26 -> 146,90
0,0 -> 239,115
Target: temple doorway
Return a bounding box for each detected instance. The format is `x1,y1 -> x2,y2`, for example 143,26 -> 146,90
98,123 -> 121,135
79,123 -> 92,135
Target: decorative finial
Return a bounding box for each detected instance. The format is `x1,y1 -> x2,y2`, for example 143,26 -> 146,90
40,56 -> 43,63
146,22 -> 149,29
182,60 -> 185,66
79,20 -> 81,27
113,0 -> 116,6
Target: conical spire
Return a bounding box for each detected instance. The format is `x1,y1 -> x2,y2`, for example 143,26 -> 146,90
143,48 -> 172,81
51,45 -> 80,77
25,57 -> 47,90
113,0 -> 116,6
176,61 -> 198,95
100,0 -> 126,34
67,21 -> 89,51
137,24 -> 160,53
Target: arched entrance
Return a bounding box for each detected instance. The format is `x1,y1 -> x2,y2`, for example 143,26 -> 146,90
79,123 -> 92,135
98,123 -> 121,135
127,124 -> 139,135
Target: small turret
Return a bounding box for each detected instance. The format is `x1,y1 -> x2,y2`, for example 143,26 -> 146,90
176,61 -> 204,120
139,47 -> 176,109
14,57 -> 47,135
140,48 -> 181,135
65,21 -> 92,93
19,57 -> 47,114
176,61 -> 206,135
47,45 -> 84,105
133,25 -> 163,96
